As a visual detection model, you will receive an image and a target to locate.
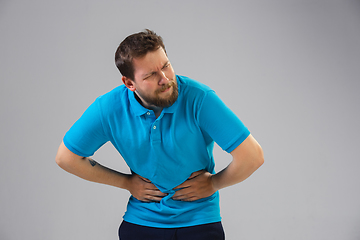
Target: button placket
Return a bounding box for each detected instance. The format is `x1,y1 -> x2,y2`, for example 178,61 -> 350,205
151,120 -> 161,142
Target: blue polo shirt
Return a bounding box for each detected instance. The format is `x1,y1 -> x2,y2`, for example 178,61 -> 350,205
63,75 -> 250,228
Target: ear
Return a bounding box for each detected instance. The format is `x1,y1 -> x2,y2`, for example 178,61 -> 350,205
122,76 -> 136,92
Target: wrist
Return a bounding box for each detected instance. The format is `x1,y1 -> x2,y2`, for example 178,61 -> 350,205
210,173 -> 221,192
121,173 -> 133,191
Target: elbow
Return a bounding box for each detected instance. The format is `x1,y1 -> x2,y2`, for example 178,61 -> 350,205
55,153 -> 79,173
257,153 -> 264,168
254,145 -> 264,169
55,141 -> 77,170
55,148 -> 73,171
55,153 -> 67,169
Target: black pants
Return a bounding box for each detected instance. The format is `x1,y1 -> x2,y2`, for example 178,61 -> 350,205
119,221 -> 225,240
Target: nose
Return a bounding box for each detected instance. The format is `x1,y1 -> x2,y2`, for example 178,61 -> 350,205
158,70 -> 169,85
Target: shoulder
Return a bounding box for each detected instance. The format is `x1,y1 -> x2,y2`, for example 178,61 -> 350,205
95,84 -> 129,115
174,75 -> 216,115
97,84 -> 127,103
177,75 -> 213,98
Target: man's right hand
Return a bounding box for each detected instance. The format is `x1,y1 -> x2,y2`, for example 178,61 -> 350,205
126,174 -> 167,203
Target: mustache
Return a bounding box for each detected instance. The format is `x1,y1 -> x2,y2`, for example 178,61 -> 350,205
156,80 -> 176,93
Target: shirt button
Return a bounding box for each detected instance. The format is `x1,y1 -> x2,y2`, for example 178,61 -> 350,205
147,112 -> 150,115
153,125 -> 157,130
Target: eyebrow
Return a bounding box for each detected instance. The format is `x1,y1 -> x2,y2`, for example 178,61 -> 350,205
142,61 -> 170,79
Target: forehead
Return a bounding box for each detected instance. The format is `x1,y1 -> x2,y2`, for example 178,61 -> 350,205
132,48 -> 169,77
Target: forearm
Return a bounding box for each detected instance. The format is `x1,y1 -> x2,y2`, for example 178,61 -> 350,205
56,142 -> 130,190
212,156 -> 261,190
212,135 -> 264,191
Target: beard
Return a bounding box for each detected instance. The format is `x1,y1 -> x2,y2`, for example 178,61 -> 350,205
136,80 -> 179,108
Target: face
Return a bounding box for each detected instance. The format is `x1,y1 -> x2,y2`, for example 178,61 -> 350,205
123,47 -> 178,109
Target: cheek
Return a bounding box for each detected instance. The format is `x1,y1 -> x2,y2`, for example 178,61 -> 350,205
144,82 -> 159,93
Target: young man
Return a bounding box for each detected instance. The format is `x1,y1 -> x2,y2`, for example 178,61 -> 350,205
56,29 -> 264,240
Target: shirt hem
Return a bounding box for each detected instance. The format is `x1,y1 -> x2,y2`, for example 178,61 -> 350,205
122,215 -> 222,228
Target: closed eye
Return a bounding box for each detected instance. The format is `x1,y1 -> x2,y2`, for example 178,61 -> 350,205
143,62 -> 171,80
162,62 -> 170,70
143,72 -> 155,80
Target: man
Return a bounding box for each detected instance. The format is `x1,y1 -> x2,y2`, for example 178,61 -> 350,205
56,29 -> 264,240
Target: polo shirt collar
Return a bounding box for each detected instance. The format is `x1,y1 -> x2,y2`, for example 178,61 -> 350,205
128,89 -> 149,116
128,76 -> 181,116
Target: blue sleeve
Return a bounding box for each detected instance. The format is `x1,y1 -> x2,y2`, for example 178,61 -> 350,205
198,91 -> 250,153
63,99 -> 108,157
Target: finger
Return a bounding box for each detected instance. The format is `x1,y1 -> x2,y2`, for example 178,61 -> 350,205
173,182 -> 192,190
173,178 -> 195,190
173,183 -> 185,190
187,170 -> 206,179
139,191 -> 167,203
144,184 -> 159,190
145,183 -> 164,192
179,196 -> 198,202
173,170 -> 206,190
138,175 -> 152,183
172,188 -> 194,200
173,194 -> 198,202
144,188 -> 168,197
145,195 -> 165,203
150,190 -> 168,197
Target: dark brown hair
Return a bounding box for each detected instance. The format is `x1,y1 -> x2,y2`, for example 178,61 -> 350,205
115,29 -> 166,80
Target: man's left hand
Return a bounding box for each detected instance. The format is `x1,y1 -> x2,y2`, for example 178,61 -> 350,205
172,170 -> 217,201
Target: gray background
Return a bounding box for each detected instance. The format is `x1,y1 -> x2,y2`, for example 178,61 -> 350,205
1,0 -> 359,239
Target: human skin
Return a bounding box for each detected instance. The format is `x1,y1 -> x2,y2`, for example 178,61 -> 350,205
55,47 -> 264,202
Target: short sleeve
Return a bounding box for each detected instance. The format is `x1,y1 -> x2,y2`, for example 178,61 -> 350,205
63,99 -> 108,157
197,91 -> 250,153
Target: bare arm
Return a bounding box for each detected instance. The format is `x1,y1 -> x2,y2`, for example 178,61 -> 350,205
55,141 -> 166,202
212,134 -> 264,190
172,134 -> 264,201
